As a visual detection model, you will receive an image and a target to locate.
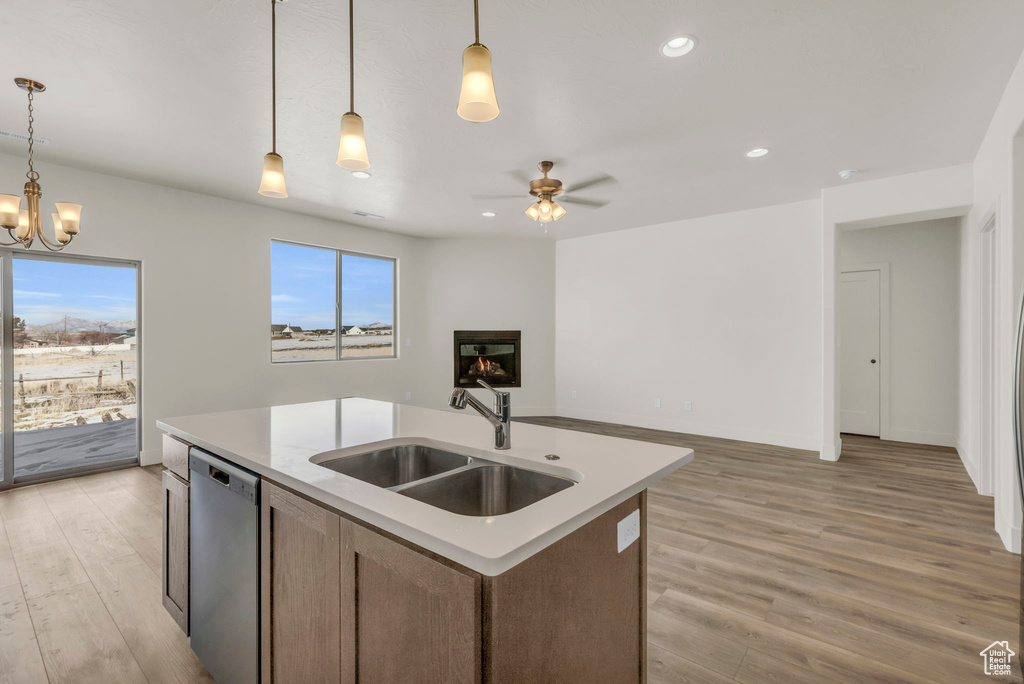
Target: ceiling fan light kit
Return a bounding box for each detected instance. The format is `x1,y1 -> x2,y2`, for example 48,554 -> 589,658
457,0 -> 499,122
524,161 -> 567,223
0,78 -> 84,251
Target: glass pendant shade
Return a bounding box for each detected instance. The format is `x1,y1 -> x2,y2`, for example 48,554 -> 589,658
457,44 -> 499,122
52,213 -> 69,244
525,202 -> 541,221
538,197 -> 553,217
54,202 -> 82,235
259,152 -> 288,198
0,193 -> 20,229
16,210 -> 29,240
337,113 -> 370,170
537,212 -> 554,224
551,201 -> 566,221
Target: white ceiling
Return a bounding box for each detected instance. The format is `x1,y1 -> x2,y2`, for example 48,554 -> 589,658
2,0 -> 1023,240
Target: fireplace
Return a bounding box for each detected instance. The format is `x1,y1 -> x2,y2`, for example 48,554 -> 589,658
454,330 -> 521,388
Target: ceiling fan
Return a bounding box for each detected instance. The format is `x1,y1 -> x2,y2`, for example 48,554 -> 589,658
473,161 -> 615,223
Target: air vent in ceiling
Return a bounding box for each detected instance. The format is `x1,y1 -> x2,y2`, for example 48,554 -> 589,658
0,129 -> 50,146
353,210 -> 384,220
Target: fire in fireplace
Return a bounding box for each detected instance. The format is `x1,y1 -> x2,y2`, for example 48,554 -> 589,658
454,330 -> 521,388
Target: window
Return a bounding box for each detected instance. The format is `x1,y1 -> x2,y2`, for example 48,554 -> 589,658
271,241 -> 395,362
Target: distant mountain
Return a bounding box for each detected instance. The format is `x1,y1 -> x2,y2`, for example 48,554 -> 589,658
25,318 -> 136,334
365,322 -> 392,329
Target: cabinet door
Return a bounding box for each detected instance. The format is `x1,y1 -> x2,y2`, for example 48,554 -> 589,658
261,482 -> 344,684
162,433 -> 191,482
341,519 -> 481,684
161,469 -> 189,634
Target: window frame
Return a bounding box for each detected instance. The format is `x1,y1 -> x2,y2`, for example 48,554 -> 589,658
271,239 -> 398,363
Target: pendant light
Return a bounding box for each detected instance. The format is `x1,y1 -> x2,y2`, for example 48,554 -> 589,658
259,0 -> 288,198
336,0 -> 370,170
457,0 -> 499,122
0,79 -> 83,251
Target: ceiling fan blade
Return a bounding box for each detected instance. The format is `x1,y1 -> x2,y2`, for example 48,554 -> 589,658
471,193 -> 525,200
504,168 -> 534,185
565,174 -> 616,193
561,196 -> 609,208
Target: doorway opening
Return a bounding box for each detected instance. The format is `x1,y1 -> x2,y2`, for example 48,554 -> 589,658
0,251 -> 140,488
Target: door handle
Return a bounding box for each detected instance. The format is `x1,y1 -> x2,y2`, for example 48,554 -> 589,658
870,359 -> 877,364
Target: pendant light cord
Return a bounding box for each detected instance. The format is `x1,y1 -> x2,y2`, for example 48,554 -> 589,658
474,0 -> 480,44
271,0 -> 278,154
349,0 -> 355,113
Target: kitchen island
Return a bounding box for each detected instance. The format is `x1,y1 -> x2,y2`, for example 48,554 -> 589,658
158,397 -> 693,683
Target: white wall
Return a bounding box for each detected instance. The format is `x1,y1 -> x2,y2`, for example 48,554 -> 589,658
959,47 -> 1024,551
414,238 -> 556,415
0,152 -> 556,467
554,200 -> 823,451
839,219 -> 960,447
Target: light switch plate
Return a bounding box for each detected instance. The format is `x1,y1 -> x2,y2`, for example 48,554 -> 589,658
617,509 -> 641,552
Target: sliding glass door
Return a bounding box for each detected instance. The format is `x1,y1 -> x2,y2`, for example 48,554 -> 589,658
0,251 -> 140,487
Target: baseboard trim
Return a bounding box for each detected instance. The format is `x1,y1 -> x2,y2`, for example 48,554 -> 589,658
819,437 -> 842,462
139,450 -> 160,467
553,406 -> 820,452
886,428 -> 957,448
956,439 -> 987,495
996,506 -> 1021,553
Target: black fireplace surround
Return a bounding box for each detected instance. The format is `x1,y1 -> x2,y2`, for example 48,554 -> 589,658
453,330 -> 521,388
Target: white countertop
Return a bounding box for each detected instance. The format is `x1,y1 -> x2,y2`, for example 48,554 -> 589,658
157,398 -> 693,575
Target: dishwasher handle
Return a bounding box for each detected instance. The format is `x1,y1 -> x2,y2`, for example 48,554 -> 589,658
190,448 -> 259,505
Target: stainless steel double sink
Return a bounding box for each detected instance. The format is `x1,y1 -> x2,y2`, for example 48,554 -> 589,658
315,444 -> 575,516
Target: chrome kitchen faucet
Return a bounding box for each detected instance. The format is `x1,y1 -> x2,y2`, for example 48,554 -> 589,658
448,379 -> 511,450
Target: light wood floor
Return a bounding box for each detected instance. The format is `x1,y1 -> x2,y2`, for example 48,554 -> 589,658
521,417 -> 1023,684
0,423 -> 1019,683
0,464 -> 211,684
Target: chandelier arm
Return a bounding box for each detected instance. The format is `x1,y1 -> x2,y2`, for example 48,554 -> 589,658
36,228 -> 68,250
36,234 -> 67,252
0,226 -> 28,247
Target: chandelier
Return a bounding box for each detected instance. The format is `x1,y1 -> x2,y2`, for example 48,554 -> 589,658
0,79 -> 83,251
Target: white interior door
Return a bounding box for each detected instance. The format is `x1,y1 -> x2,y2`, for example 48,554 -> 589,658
840,270 -> 881,436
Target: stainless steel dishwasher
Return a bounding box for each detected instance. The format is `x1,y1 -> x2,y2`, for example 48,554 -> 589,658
189,448 -> 260,684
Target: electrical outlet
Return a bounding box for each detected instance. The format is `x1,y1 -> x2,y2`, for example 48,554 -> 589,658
571,390 -> 577,400
617,509 -> 641,552
685,401 -> 692,411
654,398 -> 661,409
405,391 -> 412,401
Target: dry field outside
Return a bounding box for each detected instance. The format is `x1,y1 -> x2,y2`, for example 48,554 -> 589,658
272,333 -> 394,362
10,347 -> 137,431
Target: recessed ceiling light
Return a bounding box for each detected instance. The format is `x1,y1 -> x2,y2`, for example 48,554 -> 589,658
746,148 -> 770,158
481,211 -> 496,217
351,170 -> 371,179
660,36 -> 696,57
838,169 -> 858,181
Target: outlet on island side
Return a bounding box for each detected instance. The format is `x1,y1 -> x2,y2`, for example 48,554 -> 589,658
617,509 -> 641,553
654,398 -> 661,409
685,401 -> 692,411
571,390 -> 577,400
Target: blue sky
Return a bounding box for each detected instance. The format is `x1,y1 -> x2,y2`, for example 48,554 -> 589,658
12,258 -> 137,325
271,242 -> 394,328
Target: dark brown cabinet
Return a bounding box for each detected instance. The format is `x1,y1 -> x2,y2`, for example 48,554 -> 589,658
340,518 -> 481,684
259,481 -> 645,684
161,469 -> 189,634
261,481 -> 344,684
